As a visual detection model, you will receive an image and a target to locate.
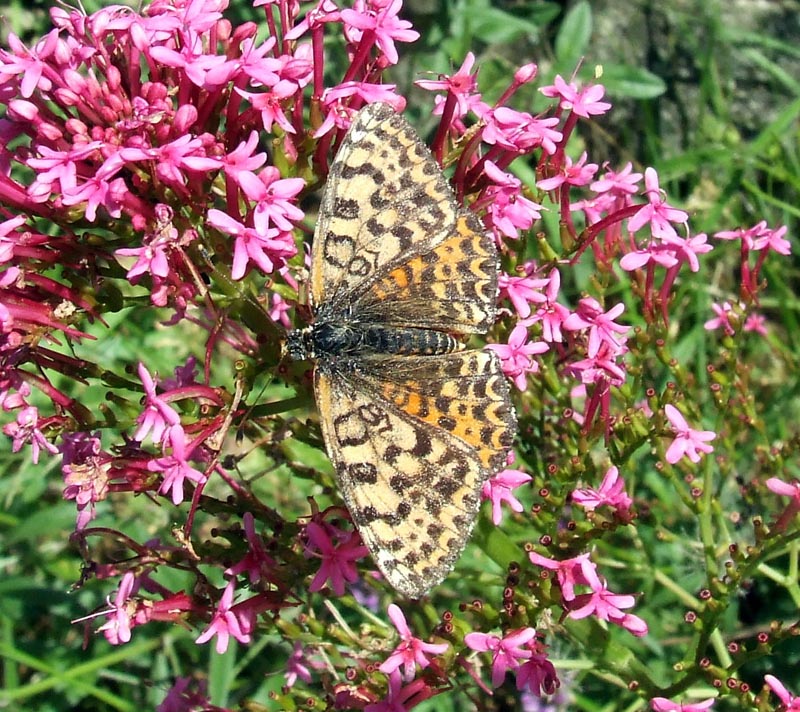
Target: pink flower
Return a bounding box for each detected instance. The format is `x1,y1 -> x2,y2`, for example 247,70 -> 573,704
590,162 -> 642,196
482,161 -> 543,239
225,512 -> 277,585
571,466 -> 632,515
515,638 -> 560,696
134,362 -> 181,446
285,642 -> 313,688
628,168 -> 688,241
97,572 -> 139,645
752,223 -> 791,255
195,581 -> 251,653
537,151 -> 598,191
477,104 -> 562,154
540,75 -> 611,118
704,301 -> 735,336
482,466 -> 532,525
62,448 -> 111,530
563,297 -> 628,358
528,550 -> 596,602
304,521 -> 369,596
2,405 -> 58,463
566,576 -> 649,637
341,0 -> 420,65
664,404 -> 716,464
378,604 -> 448,681
765,674 -> 800,710
464,627 -> 536,688
743,313 -> 767,335
207,208 -> 297,280
148,426 -> 208,505
416,52 -> 479,117
365,670 -> 436,712
533,268 -> 570,343
488,324 -> 549,391
240,166 -> 305,232
498,272 -> 548,319
651,697 -> 716,711
766,476 -> 800,502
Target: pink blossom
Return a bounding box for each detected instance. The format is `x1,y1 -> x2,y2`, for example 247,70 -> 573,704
97,572 -> 140,645
482,160 -> 543,239
207,208 -> 297,280
651,697 -> 716,711
195,581 -> 251,653
628,168 -> 688,241
567,576 -> 649,637
62,437 -> 110,530
590,162 -> 642,196
766,476 -> 800,502
498,272 -> 548,319
563,297 -> 628,357
752,223 -> 791,255
365,670 -> 436,712
285,642 -> 313,688
115,241 -> 170,281
515,638 -> 560,696
304,521 -> 369,596
765,674 -> 800,709
540,75 -> 611,118
528,550 -> 596,602
571,466 -> 632,515
341,0 -> 420,65
378,604 -> 448,681
488,324 -> 549,391
743,313 -> 767,335
2,405 -> 58,463
235,82 -> 298,134
619,241 -> 680,272
533,268 -> 570,343
464,627 -> 537,688
148,426 -> 208,505
477,104 -> 562,154
703,301 -> 735,336
415,52 -> 479,117
537,151 -> 598,191
219,131 -> 268,187
568,341 -> 628,387
268,293 -> 292,328
667,232 -> 713,272
240,166 -> 305,232
134,363 -> 180,446
225,512 -> 277,585
664,404 -> 716,464
482,466 -> 532,525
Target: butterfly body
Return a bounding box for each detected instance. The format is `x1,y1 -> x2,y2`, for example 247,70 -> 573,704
288,103 -> 517,597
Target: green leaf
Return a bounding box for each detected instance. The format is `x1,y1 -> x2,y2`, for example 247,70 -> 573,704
555,0 -> 593,65
599,63 -> 667,99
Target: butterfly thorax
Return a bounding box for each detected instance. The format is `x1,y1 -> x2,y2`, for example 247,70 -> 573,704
286,320 -> 463,362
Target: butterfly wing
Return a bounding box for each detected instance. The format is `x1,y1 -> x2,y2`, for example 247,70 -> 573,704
311,102 -> 497,335
314,350 -> 516,598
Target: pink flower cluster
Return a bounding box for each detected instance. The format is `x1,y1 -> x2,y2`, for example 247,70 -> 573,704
529,549 -> 648,637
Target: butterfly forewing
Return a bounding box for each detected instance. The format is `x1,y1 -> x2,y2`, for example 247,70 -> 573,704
311,103 -> 495,334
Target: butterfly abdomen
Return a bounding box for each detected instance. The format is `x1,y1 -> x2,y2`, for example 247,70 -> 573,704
362,325 -> 462,355
300,321 -> 462,358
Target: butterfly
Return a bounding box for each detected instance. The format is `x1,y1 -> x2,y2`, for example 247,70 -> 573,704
287,102 -> 517,598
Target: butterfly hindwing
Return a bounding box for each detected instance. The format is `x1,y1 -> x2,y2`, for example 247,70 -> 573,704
314,350 -> 514,598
